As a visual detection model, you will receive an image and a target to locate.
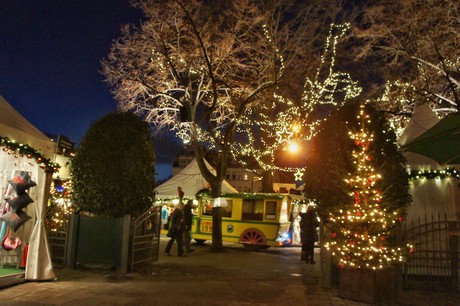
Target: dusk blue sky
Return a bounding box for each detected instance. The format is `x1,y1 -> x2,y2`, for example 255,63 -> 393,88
0,1 -> 178,180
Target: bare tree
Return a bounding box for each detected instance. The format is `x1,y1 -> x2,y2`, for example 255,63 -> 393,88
102,0 -> 311,250
267,0 -> 460,132
348,0 -> 460,130
232,23 -> 362,182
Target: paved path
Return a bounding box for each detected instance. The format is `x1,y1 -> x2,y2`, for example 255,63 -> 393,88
0,238 -> 458,305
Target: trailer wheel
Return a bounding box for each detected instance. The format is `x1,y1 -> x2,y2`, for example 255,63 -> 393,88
240,229 -> 266,246
194,239 -> 206,245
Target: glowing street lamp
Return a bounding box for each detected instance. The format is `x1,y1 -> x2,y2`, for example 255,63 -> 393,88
288,141 -> 300,153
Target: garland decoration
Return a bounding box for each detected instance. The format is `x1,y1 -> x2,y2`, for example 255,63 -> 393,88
407,167 -> 460,180
0,136 -> 60,173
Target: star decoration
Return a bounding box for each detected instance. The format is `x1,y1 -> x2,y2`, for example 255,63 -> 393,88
276,126 -> 293,144
294,169 -> 303,181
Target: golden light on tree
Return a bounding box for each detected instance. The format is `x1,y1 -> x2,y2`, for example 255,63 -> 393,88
324,105 -> 412,269
288,142 -> 300,153
232,23 -> 362,177
102,0 -> 313,250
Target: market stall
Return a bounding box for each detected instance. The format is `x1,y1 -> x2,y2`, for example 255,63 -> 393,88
0,96 -> 56,283
399,104 -> 460,223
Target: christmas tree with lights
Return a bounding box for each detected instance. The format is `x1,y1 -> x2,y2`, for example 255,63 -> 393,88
46,180 -> 74,232
325,106 -> 406,269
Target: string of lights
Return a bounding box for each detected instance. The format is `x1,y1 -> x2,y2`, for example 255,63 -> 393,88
407,167 -> 460,180
324,106 -> 412,269
0,136 -> 60,173
232,23 -> 362,178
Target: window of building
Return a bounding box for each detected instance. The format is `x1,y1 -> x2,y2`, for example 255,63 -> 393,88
265,201 -> 277,220
242,199 -> 263,221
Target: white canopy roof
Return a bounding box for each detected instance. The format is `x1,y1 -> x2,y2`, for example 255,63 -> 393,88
0,96 -> 55,158
155,158 -> 238,199
398,103 -> 459,223
399,104 -> 440,167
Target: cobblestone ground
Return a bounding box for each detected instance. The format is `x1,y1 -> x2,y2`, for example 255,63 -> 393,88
0,238 -> 458,305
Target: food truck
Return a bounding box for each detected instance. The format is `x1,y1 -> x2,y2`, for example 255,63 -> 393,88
190,193 -> 292,248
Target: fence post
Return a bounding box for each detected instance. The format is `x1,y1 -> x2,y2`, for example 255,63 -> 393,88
448,221 -> 459,292
120,214 -> 131,274
65,214 -> 79,268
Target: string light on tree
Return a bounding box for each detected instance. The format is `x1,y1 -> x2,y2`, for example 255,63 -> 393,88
232,23 -> 362,175
324,105 -> 412,269
47,180 -> 74,232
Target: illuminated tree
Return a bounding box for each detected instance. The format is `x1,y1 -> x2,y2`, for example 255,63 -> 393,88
232,23 -> 362,179
303,103 -> 411,230
325,106 -> 409,269
46,180 -> 74,232
350,0 -> 460,132
270,1 -> 460,133
101,0 -> 311,250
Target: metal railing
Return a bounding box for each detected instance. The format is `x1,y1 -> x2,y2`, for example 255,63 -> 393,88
47,230 -> 68,266
403,214 -> 459,291
129,207 -> 161,271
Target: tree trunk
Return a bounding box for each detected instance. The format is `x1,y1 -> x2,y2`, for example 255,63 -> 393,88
261,170 -> 274,193
210,181 -> 224,252
191,126 -> 226,252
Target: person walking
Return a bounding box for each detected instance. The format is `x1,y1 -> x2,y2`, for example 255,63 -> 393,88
183,199 -> 194,253
300,208 -> 319,264
161,204 -> 170,230
165,187 -> 186,257
164,205 -> 185,256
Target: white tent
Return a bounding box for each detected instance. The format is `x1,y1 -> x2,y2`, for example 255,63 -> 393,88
0,96 -> 56,280
399,104 -> 460,223
399,104 -> 441,166
155,158 -> 238,199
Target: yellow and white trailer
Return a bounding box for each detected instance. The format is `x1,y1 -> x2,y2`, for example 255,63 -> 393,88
191,193 -> 292,248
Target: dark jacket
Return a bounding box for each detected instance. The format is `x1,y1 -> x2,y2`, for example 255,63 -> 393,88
300,210 -> 319,242
183,202 -> 193,229
168,208 -> 184,236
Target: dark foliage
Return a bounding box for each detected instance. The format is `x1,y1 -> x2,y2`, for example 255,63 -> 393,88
71,112 -> 156,218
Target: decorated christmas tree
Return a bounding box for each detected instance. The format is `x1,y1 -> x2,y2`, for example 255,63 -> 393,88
325,106 -> 408,269
46,180 -> 74,232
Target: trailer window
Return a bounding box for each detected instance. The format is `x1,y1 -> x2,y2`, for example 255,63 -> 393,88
222,200 -> 233,218
201,199 -> 232,217
242,200 -> 263,221
265,201 -> 277,220
201,199 -> 213,216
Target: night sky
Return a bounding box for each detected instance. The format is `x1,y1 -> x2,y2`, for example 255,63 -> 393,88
0,1 -> 178,180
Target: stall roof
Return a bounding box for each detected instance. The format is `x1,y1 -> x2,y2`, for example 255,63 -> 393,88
398,103 -> 441,167
155,158 -> 238,199
0,96 -> 55,158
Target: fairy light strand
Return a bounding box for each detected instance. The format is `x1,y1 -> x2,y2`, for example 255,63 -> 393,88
324,106 -> 413,269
